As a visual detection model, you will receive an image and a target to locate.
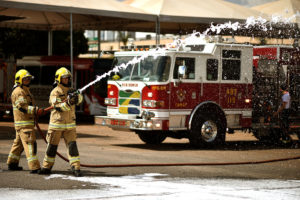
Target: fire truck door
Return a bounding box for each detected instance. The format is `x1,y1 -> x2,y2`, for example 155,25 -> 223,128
169,56 -> 198,129
219,49 -> 245,110
203,58 -> 221,104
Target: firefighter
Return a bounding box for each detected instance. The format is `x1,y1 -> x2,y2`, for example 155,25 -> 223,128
141,62 -> 152,77
273,84 -> 291,144
7,69 -> 42,173
39,67 -> 83,177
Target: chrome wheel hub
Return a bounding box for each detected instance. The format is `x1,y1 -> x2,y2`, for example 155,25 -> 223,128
201,120 -> 218,142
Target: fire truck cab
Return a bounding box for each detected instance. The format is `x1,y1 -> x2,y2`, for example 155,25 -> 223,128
96,40 -> 255,146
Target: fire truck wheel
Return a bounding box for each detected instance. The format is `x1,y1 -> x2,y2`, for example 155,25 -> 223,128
189,113 -> 226,147
136,131 -> 167,144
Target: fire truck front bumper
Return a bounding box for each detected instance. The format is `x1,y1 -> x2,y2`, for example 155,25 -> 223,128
95,116 -> 164,131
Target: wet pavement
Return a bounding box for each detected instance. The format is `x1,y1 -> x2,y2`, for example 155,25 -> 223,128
1,173 -> 300,200
0,121 -> 300,199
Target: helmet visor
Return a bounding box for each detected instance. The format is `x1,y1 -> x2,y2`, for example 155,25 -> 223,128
61,74 -> 71,79
23,75 -> 33,81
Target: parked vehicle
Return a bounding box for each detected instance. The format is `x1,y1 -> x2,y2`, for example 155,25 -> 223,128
0,58 -> 15,119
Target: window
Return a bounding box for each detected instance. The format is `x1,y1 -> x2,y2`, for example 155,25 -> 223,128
222,50 -> 241,80
207,59 -> 218,81
222,50 -> 241,59
173,57 -> 195,79
112,56 -> 171,82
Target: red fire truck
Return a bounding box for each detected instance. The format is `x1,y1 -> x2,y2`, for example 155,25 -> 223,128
0,57 -> 15,120
96,41 -> 300,146
0,55 -> 113,119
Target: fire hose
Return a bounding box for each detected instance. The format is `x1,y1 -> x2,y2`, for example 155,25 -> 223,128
35,107 -> 300,168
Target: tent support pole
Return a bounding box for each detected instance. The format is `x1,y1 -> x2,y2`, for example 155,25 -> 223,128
70,13 -> 74,88
48,30 -> 53,56
156,16 -> 160,47
98,30 -> 101,58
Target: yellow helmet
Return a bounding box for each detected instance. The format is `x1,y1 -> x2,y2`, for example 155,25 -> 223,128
112,74 -> 120,80
55,67 -> 71,84
15,69 -> 33,85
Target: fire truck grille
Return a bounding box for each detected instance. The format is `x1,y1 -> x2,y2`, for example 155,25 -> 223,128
118,90 -> 141,115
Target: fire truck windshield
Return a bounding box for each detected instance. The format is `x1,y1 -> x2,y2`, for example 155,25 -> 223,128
111,56 -> 171,82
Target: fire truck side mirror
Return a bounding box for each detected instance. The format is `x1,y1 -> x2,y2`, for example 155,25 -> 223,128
178,65 -> 186,80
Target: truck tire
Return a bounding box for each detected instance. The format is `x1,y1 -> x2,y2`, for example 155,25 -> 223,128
136,131 -> 166,144
189,112 -> 226,147
253,128 -> 281,143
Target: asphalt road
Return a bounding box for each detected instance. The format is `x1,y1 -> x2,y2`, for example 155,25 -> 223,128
0,121 -> 300,190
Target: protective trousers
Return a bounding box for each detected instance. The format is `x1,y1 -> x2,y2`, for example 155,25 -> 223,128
7,128 -> 40,170
43,128 -> 80,170
279,109 -> 290,138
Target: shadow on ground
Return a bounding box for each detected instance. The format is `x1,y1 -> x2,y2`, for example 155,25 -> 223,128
114,140 -> 300,151
0,125 -> 111,140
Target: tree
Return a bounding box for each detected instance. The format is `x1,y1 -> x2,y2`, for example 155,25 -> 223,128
259,37 -> 267,45
0,28 -> 48,58
0,28 -> 88,58
52,30 -> 88,56
118,31 -> 129,46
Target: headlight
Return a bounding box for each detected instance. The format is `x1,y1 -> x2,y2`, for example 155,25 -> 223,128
146,121 -> 153,128
143,100 -> 164,108
143,100 -> 153,107
245,99 -> 251,103
105,98 -> 116,106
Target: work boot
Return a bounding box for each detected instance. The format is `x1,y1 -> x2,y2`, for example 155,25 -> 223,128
8,163 -> 23,171
30,168 -> 41,174
281,136 -> 292,147
71,166 -> 82,177
282,136 -> 292,144
38,168 -> 51,175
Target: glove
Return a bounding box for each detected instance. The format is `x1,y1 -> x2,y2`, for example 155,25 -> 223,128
36,108 -> 45,116
67,88 -> 79,105
34,107 -> 45,116
68,94 -> 78,105
67,88 -> 76,95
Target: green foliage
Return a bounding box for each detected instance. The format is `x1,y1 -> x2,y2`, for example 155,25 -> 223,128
259,37 -> 267,45
53,30 -> 88,56
0,28 -> 88,58
0,28 -> 48,58
118,31 -> 129,46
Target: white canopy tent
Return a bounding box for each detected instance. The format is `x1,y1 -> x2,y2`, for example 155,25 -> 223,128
252,0 -> 300,38
0,0 -> 155,30
0,0 -> 156,83
252,0 -> 300,26
125,0 -> 269,43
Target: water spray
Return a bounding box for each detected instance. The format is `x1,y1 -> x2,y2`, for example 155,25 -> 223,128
76,14 -> 300,95
39,14 -> 300,116
77,47 -> 167,94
